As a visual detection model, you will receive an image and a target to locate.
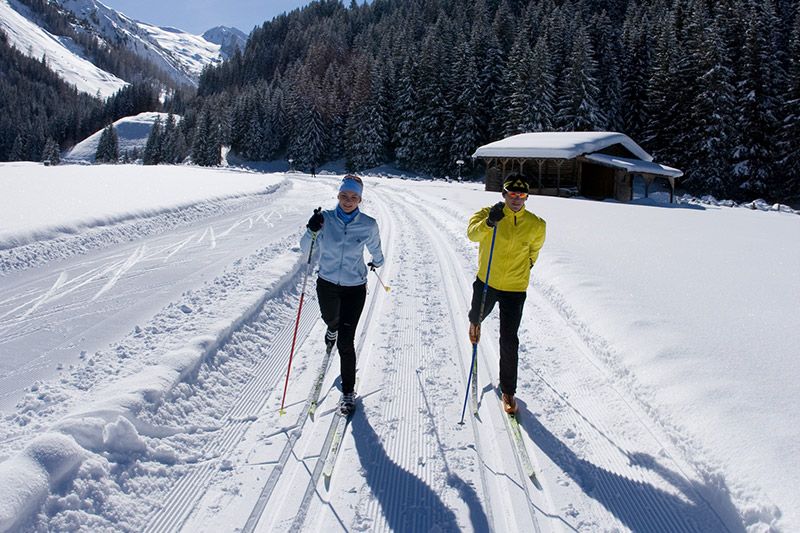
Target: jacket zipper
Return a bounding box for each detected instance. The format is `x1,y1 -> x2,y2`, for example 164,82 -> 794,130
337,225 -> 346,286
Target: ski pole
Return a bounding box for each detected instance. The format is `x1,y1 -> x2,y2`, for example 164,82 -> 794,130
460,224 -> 497,425
279,215 -> 319,415
371,266 -> 391,292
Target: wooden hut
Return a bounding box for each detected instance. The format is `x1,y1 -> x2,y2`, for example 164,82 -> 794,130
472,132 -> 683,202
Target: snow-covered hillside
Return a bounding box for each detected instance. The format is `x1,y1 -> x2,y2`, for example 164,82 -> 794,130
0,165 -> 797,532
63,111 -> 176,163
0,0 -> 127,98
58,0 -> 226,86
1,0 -> 235,93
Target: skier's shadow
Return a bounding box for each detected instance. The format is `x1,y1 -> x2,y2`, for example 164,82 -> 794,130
351,412 -> 462,532
515,401 -> 744,532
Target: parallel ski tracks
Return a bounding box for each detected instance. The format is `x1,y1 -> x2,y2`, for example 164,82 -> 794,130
395,185 -> 731,532
143,291 -> 319,533
397,196 -> 543,532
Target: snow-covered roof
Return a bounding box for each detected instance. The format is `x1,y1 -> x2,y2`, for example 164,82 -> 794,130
583,153 -> 684,178
472,132 -> 653,162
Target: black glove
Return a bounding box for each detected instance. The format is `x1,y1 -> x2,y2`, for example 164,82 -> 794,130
487,202 -> 505,227
307,207 -> 323,232
367,261 -> 378,271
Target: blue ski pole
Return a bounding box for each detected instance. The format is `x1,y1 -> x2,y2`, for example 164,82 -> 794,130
460,224 -> 497,424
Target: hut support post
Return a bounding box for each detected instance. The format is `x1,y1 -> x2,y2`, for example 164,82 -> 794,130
556,159 -> 564,196
537,160 -> 544,194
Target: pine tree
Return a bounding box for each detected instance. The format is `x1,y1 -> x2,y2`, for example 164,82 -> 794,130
528,33 -> 556,132
499,31 -> 534,136
9,131 -> 30,162
143,116 -> 163,165
620,6 -> 651,141
780,6 -> 800,201
162,113 -> 187,164
41,137 -> 60,165
393,54 -> 420,170
472,17 -> 506,144
191,110 -> 220,166
95,124 -> 118,164
732,0 -> 784,199
555,23 -> 605,131
288,85 -> 327,170
643,14 -> 680,162
345,59 -> 387,171
449,41 -> 482,170
590,9 -> 624,131
689,17 -> 736,197
415,31 -> 451,174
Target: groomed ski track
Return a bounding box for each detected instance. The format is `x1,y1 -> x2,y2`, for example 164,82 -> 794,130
135,175 -> 739,533
3,173 -> 746,531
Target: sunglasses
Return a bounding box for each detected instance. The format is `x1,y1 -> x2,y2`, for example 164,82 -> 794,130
504,190 -> 528,199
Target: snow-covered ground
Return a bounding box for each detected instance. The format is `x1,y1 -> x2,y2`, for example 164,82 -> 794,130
62,112 -> 177,163
0,0 -> 127,98
0,163 -> 797,532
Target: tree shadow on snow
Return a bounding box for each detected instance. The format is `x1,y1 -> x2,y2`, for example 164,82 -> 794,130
515,401 -> 744,533
351,412 -> 462,532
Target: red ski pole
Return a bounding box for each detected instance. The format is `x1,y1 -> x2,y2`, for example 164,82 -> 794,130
279,220 -> 319,415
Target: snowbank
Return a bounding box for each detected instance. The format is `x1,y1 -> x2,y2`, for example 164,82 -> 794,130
0,239 -> 303,530
0,163 -> 284,249
0,434 -> 86,532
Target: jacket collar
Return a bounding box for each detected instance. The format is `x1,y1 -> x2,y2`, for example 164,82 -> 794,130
335,205 -> 360,224
503,204 -> 526,217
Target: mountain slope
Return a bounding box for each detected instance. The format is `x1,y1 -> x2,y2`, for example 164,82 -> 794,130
58,0 -> 227,86
0,0 -> 126,98
203,26 -> 247,58
1,0 -> 238,94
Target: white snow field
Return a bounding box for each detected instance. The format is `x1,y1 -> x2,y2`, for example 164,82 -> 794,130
63,112 -> 176,163
0,164 -> 797,532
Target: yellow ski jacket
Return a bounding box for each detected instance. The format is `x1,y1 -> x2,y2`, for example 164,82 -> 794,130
467,204 -> 546,292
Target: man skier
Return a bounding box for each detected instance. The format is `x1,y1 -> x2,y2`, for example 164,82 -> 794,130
467,174 -> 546,414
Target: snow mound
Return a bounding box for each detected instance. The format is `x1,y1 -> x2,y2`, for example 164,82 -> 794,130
0,434 -> 86,532
64,111 -> 175,163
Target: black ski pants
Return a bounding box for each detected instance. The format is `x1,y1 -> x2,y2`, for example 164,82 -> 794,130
316,277 -> 367,395
468,277 -> 527,396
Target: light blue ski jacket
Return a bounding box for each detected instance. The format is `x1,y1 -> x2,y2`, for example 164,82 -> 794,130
300,208 -> 384,287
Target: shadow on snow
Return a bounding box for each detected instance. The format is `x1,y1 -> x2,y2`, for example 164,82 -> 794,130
516,400 -> 744,533
351,411 -> 464,532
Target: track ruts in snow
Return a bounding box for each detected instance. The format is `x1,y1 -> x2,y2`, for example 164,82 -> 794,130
143,289 -> 320,533
398,197 -> 543,532
394,185 -> 733,532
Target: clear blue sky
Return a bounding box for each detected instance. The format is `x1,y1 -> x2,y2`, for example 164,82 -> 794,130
99,0 -> 314,34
